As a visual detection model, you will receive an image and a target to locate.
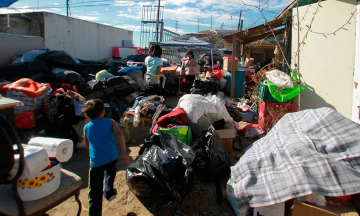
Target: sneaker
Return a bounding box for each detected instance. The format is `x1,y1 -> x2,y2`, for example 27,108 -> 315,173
106,189 -> 117,202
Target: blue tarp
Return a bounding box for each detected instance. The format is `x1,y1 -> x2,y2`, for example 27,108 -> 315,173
0,0 -> 18,8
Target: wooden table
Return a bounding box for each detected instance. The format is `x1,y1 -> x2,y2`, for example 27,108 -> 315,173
0,97 -> 23,127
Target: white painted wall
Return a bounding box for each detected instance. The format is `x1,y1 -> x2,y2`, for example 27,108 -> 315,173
0,33 -> 44,67
43,13 -> 133,61
291,0 -> 357,119
352,3 -> 360,123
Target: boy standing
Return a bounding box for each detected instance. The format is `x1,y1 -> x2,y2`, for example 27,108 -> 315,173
82,99 -> 130,216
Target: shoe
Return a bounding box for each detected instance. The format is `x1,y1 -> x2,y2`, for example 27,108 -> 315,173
106,189 -> 117,202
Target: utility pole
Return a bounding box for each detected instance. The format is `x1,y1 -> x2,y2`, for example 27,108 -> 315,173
174,18 -> 179,33
66,0 -> 69,16
156,0 -> 161,42
211,15 -> 212,29
236,10 -> 249,59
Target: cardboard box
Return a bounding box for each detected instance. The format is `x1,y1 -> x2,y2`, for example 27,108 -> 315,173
215,126 -> 235,154
223,58 -> 238,71
253,202 -> 285,216
287,199 -> 358,216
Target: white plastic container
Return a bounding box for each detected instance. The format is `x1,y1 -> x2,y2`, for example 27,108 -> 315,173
16,163 -> 61,201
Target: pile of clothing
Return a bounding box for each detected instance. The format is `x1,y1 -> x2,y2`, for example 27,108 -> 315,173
126,94 -> 234,204
0,48 -> 148,144
191,70 -> 227,95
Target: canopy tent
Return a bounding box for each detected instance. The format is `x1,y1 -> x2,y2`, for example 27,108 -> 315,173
0,0 -> 18,7
157,37 -> 220,72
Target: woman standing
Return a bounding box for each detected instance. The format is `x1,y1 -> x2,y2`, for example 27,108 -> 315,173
180,50 -> 198,93
144,44 -> 163,84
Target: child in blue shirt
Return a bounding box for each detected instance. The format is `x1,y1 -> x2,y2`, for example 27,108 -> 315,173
82,99 -> 130,216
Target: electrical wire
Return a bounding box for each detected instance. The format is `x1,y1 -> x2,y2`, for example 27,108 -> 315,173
11,0 -> 156,9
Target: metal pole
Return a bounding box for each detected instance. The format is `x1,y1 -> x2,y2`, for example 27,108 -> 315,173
156,0 -> 160,42
66,0 -> 69,16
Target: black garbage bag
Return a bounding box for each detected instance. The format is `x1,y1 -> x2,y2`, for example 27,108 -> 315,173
51,68 -> 85,85
106,60 -> 127,69
126,131 -> 195,203
74,59 -> 106,76
192,128 -> 230,204
27,59 -> 50,75
192,128 -> 230,179
37,50 -> 76,67
0,63 -> 28,79
29,72 -> 51,83
127,54 -> 146,62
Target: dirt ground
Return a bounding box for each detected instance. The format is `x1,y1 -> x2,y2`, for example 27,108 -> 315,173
46,96 -> 256,216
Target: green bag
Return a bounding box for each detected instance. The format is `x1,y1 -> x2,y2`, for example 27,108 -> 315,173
267,71 -> 306,103
159,126 -> 192,146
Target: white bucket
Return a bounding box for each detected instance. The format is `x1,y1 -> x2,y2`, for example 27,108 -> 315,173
16,163 -> 61,201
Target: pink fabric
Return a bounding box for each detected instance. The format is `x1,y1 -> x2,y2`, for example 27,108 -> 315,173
181,57 -> 198,75
152,124 -> 159,133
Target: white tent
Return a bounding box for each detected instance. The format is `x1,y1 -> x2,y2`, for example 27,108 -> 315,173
157,37 -> 220,72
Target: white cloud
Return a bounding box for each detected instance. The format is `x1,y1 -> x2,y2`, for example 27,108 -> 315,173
116,11 -> 139,19
50,8 -> 61,11
75,15 -> 100,21
53,3 -> 59,5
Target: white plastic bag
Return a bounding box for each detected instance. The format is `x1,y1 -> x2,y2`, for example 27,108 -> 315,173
266,69 -> 294,89
296,194 -> 326,206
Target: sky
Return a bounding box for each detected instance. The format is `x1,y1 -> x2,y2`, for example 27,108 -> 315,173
0,0 -> 292,47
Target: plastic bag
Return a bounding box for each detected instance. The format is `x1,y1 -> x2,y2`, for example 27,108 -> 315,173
95,70 -> 115,81
159,125 -> 192,146
297,194 -> 326,206
21,49 -> 47,63
266,69 -> 294,89
126,131 -> 195,203
27,59 -> 50,74
51,68 -> 85,85
37,50 -> 76,67
238,124 -> 265,138
192,128 -> 230,179
15,111 -> 35,129
29,72 -> 51,83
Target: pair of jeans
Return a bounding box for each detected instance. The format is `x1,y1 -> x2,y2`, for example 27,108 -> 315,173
88,159 -> 118,215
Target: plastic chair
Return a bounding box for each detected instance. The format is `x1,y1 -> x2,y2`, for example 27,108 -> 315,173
143,73 -> 166,89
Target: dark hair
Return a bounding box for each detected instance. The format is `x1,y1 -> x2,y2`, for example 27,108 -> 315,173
82,99 -> 104,119
186,50 -> 194,59
149,44 -> 162,58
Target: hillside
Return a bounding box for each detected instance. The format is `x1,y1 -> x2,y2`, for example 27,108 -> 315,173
175,29 -> 284,50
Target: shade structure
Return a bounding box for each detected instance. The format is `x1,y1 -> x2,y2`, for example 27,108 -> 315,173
0,0 -> 18,8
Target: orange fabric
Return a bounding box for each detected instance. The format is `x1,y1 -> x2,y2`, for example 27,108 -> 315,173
3,78 -> 50,97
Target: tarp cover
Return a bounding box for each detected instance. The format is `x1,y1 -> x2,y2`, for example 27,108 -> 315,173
228,107 -> 360,215
157,37 -> 218,52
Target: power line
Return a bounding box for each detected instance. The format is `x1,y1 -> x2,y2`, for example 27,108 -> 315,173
10,0 -> 156,10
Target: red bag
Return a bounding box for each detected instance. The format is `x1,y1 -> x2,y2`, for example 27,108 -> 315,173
211,70 -> 223,80
15,111 -> 35,129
